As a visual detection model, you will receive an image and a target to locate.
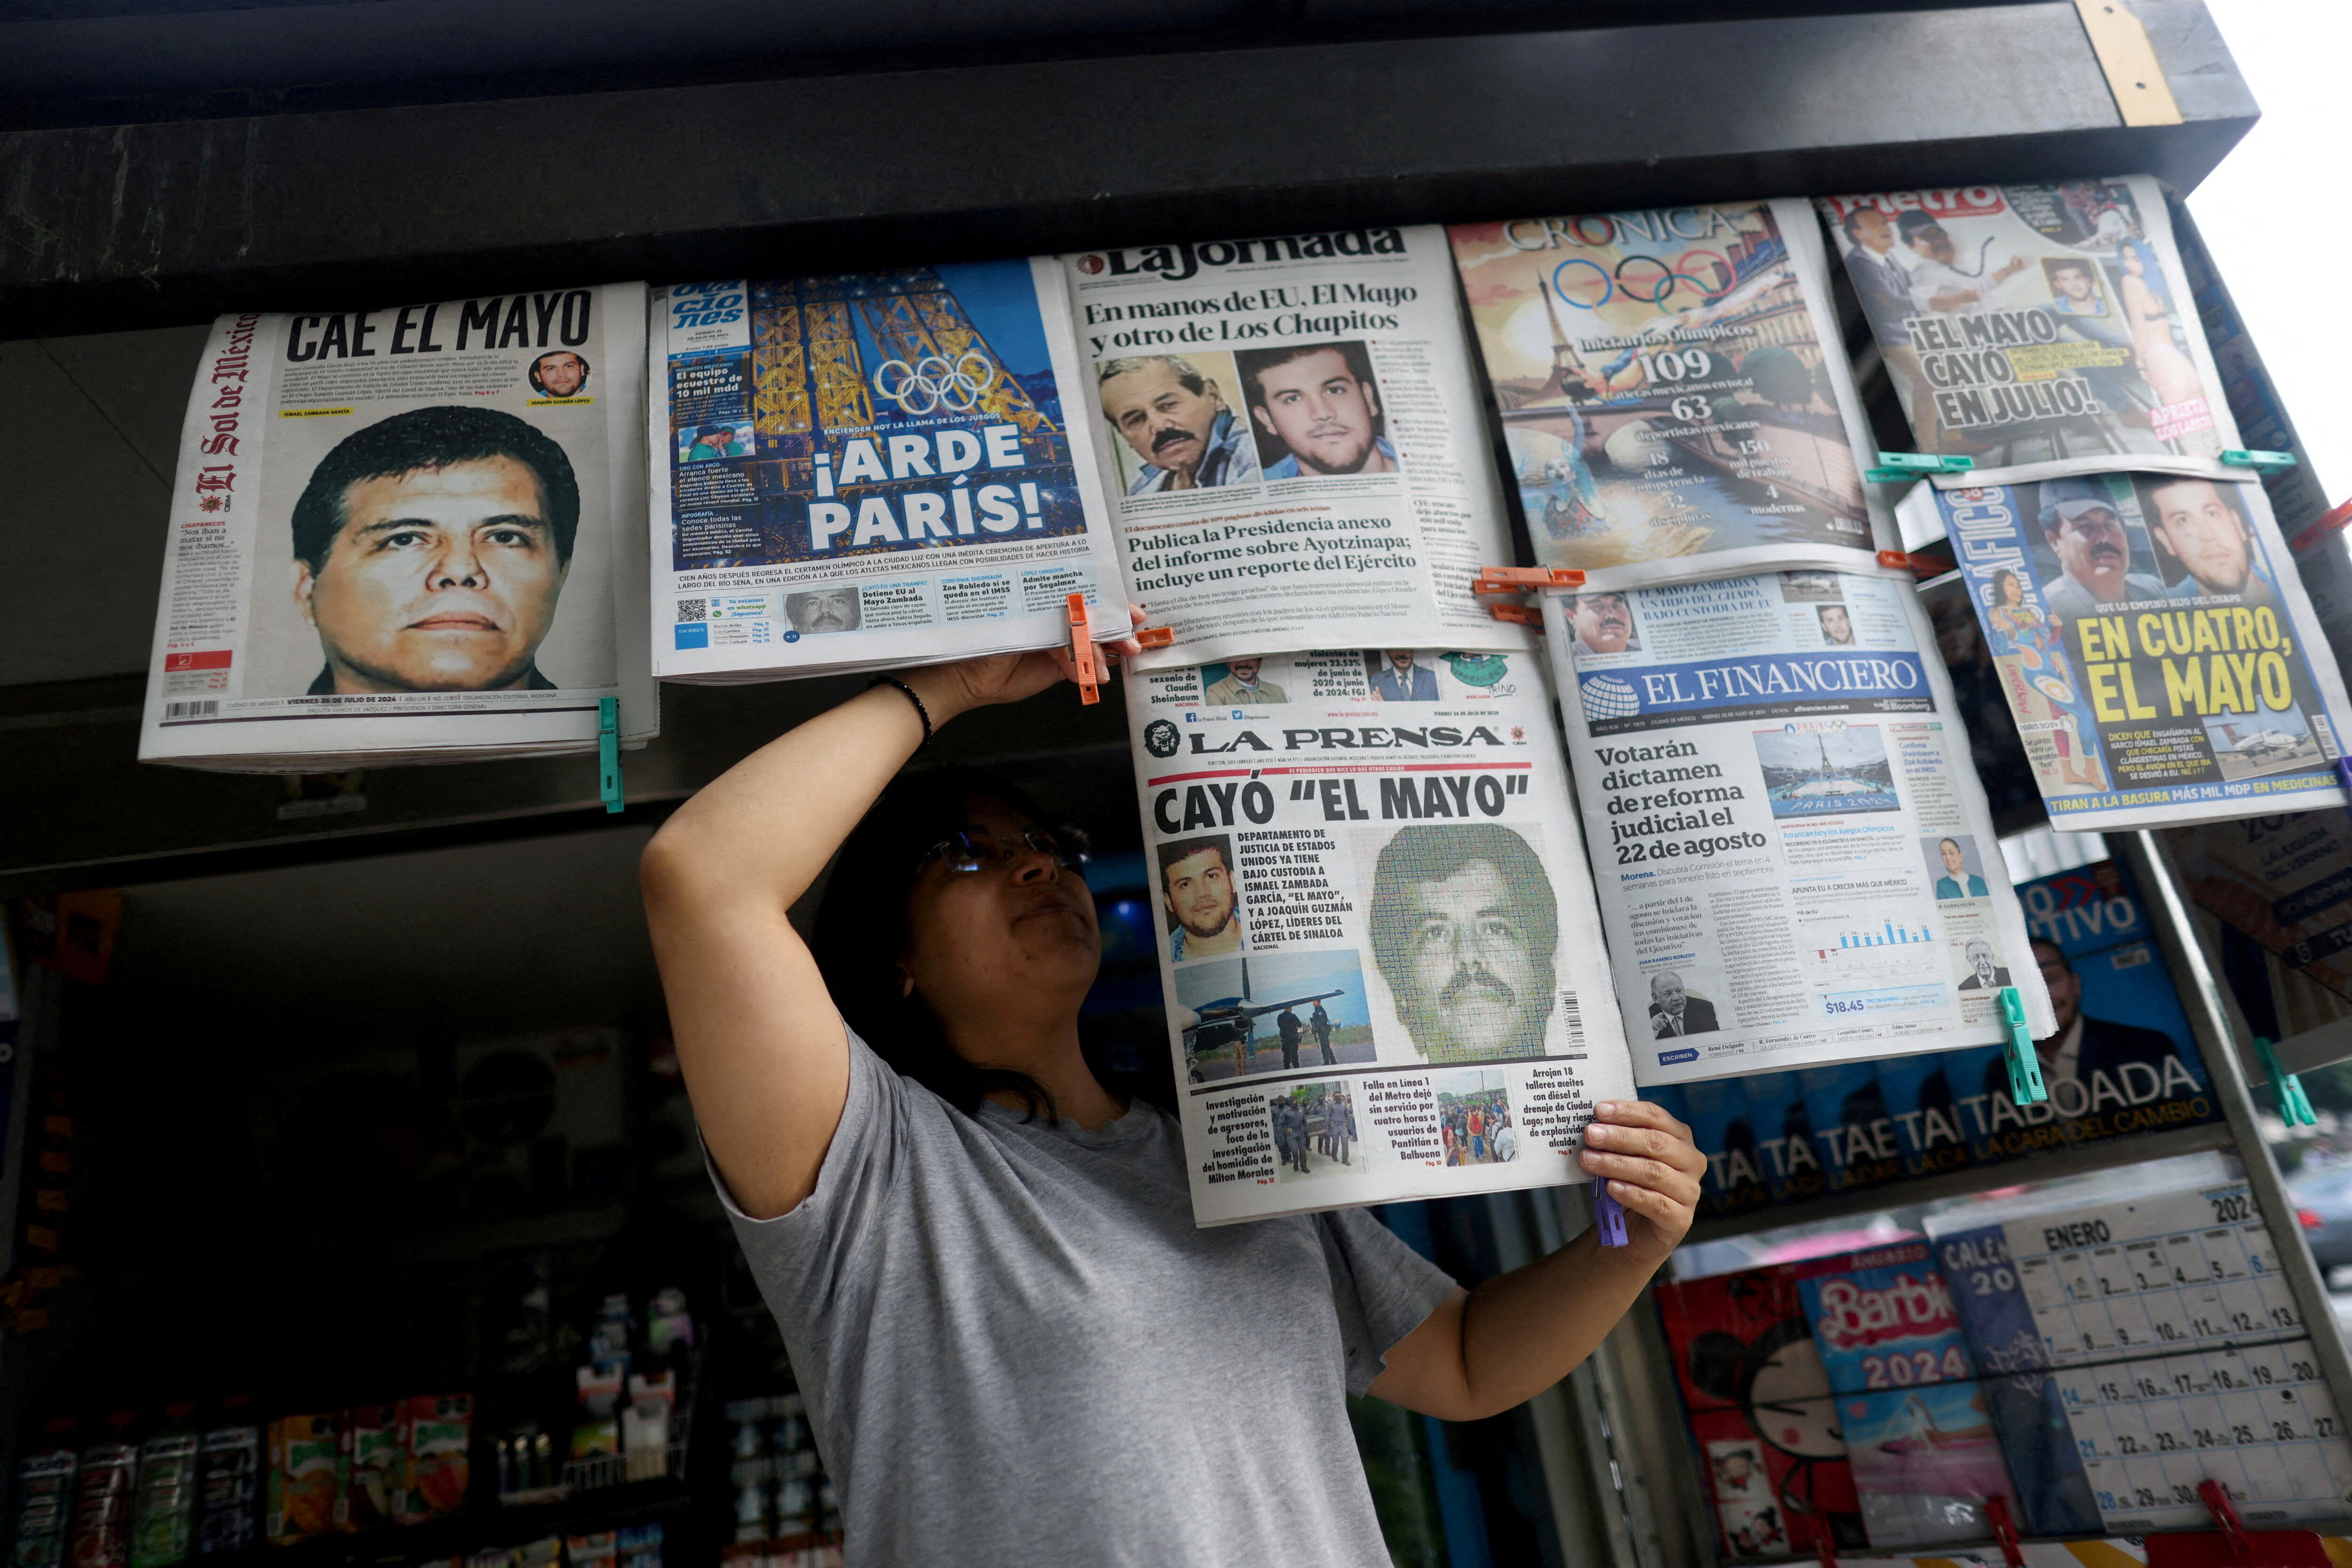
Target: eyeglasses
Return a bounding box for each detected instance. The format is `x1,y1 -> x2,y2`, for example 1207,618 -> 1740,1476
916,824 -> 1091,877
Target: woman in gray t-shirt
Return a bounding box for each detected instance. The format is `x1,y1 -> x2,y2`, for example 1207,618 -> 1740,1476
640,625 -> 1706,1567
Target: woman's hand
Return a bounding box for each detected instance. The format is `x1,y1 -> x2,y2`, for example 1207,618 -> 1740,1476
900,604 -> 1150,727
1578,1100 -> 1706,1267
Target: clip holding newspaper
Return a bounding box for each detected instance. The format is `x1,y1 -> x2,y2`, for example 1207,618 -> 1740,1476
1910,475 -> 2352,833
1818,176 -> 2241,490
1063,225 -> 1533,667
1542,568 -> 2054,1086
140,286 -> 658,771
1121,649 -> 1633,1224
648,262 -> 1131,681
1446,198 -> 1893,590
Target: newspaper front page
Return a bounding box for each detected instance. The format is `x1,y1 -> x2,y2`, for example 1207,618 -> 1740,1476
1446,199 -> 1891,589
1542,568 -> 2053,1087
1122,649 -> 1631,1223
1912,475 -> 2352,832
1062,226 -> 1530,669
1818,176 -> 2240,489
648,261 -> 1130,681
2166,810 -> 2352,1042
139,286 -> 657,771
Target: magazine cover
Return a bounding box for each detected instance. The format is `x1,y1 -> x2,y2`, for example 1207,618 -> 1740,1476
648,262 -> 1129,680
2166,810 -> 2352,1043
1795,1243 -> 2018,1547
1446,199 -> 1890,588
1656,1265 -> 1864,1555
1914,474 -> 2352,831
1817,177 -> 2239,488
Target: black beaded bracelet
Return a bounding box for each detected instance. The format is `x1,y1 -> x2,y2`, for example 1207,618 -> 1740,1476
869,675 -> 934,749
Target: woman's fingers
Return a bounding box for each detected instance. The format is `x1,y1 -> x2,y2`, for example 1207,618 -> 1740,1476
1577,1147 -> 1701,1205
1605,1177 -> 1693,1231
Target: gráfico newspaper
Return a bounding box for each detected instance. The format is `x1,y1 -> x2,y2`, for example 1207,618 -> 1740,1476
139,286 -> 657,770
1447,200 -> 1891,589
1122,648 -> 1630,1223
1065,227 -> 1531,668
1818,176 -> 2240,489
1912,475 -> 2352,832
648,261 -> 1130,681
1543,568 -> 2053,1086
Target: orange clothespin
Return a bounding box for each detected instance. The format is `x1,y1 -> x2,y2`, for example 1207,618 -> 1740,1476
1134,625 -> 1176,649
1877,549 -> 1942,578
1489,602 -> 1545,629
1065,593 -> 1100,705
1471,565 -> 1585,595
1985,1497 -> 2024,1568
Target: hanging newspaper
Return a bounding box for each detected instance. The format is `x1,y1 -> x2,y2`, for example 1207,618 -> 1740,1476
1910,475 -> 2352,832
1542,568 -> 2053,1086
139,286 -> 658,771
1446,199 -> 1891,588
1818,177 -> 2239,489
2164,810 -> 2352,1044
1062,226 -> 1528,668
1122,649 -> 1630,1223
648,262 -> 1131,681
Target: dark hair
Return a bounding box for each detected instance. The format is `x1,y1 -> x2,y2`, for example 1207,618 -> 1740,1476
810,767 -> 1065,1121
1689,1315 -> 1811,1409
2029,935 -> 2074,975
1367,823 -> 1558,1021
1154,836 -> 1231,886
290,405 -> 580,572
1839,208 -> 1884,240
528,350 -> 590,394
1236,341 -> 1377,412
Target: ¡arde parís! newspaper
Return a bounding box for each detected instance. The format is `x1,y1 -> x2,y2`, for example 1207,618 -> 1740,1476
140,285 -> 658,771
1818,176 -> 2240,489
1543,568 -> 2054,1087
1063,226 -> 1531,669
1122,649 -> 1631,1223
1446,200 -> 1892,589
648,261 -> 1130,681
1911,475 -> 2352,832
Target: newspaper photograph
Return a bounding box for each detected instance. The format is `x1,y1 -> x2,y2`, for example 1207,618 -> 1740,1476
1818,176 -> 2240,488
1122,648 -> 1631,1223
1062,226 -> 1529,668
1913,474 -> 2352,832
648,261 -> 1130,682
139,286 -> 657,771
1542,568 -> 2053,1086
1446,200 -> 1891,589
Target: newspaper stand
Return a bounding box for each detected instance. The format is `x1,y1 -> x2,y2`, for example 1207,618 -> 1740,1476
0,3 -> 2335,1568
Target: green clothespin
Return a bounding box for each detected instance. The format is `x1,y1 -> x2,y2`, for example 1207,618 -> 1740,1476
2255,1036 -> 2317,1126
1999,986 -> 2046,1105
1865,451 -> 1977,483
598,697 -> 624,814
2220,449 -> 2297,472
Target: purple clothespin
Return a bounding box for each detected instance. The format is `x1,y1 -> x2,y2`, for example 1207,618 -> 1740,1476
2335,756 -> 2352,797
1592,1183 -> 1629,1247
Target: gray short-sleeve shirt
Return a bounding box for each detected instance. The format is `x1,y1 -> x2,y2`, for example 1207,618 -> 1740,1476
715,1024 -> 1458,1568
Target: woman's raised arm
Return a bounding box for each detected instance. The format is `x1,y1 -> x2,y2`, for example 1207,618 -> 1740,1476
639,649 -> 1084,1220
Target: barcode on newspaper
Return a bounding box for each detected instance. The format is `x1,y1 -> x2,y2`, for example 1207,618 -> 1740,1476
676,599 -> 707,622
165,700 -> 219,720
1559,990 -> 1583,1050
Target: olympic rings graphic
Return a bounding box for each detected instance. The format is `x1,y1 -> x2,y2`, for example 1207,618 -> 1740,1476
874,350 -> 994,414
1549,251 -> 1728,311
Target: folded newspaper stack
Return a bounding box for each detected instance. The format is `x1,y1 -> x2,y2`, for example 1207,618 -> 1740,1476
140,285 -> 658,771
647,261 -> 1131,682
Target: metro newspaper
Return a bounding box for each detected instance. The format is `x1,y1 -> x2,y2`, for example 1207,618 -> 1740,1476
1121,648 -> 1631,1223
1065,225 -> 1531,670
1543,567 -> 2054,1086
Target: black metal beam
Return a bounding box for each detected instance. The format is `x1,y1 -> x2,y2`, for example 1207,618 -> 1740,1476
0,2 -> 2254,337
